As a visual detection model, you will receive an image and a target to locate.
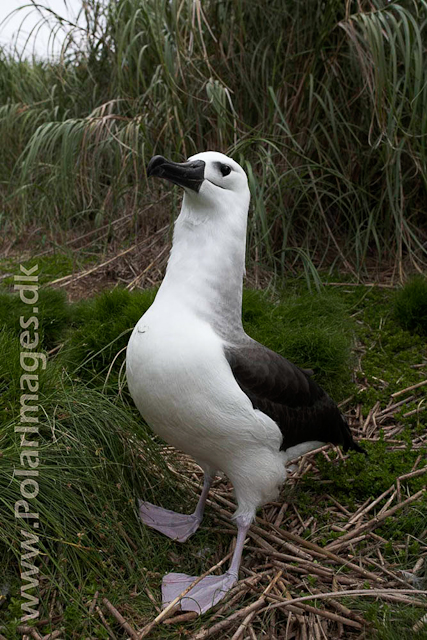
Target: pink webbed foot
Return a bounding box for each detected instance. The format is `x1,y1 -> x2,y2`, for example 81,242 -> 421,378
138,500 -> 201,542
162,571 -> 238,614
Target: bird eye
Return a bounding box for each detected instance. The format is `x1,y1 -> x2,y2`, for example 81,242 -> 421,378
220,164 -> 231,177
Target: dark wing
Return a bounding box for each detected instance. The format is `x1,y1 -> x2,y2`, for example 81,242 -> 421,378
224,341 -> 365,454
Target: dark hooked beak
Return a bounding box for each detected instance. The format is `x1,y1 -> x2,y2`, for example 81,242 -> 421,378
147,155 -> 205,192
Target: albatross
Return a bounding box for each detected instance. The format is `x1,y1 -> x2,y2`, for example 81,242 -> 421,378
126,151 -> 365,614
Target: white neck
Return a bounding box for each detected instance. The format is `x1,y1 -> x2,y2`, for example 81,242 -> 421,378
155,190 -> 249,337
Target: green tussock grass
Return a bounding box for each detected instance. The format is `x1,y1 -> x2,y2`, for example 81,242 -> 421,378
0,284 -> 352,394
0,287 -> 178,635
62,288 -> 156,384
0,288 -> 70,351
1,0 -> 426,276
50,286 -> 353,398
0,372 -> 185,637
0,328 -> 59,425
242,289 -> 354,398
0,383 -> 167,573
394,276 -> 427,336
0,254 -> 99,289
354,602 -> 427,640
0,322 -> 181,563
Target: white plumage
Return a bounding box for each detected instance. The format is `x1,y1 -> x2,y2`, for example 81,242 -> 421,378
127,303 -> 287,519
127,152 -> 290,522
126,150 -> 363,613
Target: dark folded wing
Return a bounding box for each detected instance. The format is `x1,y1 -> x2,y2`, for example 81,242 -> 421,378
224,341 -> 365,453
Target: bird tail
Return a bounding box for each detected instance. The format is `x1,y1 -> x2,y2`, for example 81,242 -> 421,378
340,415 -> 367,455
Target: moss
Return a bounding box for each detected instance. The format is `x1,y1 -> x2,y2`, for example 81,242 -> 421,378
0,283 -> 356,418
0,253 -> 95,288
394,276 -> 427,335
304,442 -> 425,503
378,494 -> 427,542
0,287 -> 71,351
62,287 -> 156,383
346,286 -> 426,419
44,285 -> 355,398
242,288 -> 355,398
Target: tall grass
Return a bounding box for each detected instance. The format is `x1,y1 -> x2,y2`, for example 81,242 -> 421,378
0,323 -> 184,614
1,0 -> 426,277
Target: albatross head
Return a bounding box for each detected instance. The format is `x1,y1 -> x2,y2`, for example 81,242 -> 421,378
147,151 -> 250,215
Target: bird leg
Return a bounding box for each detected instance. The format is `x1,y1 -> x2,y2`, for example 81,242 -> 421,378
138,474 -> 214,543
161,514 -> 252,614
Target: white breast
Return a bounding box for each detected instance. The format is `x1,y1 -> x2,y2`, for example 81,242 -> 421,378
126,299 -> 283,474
